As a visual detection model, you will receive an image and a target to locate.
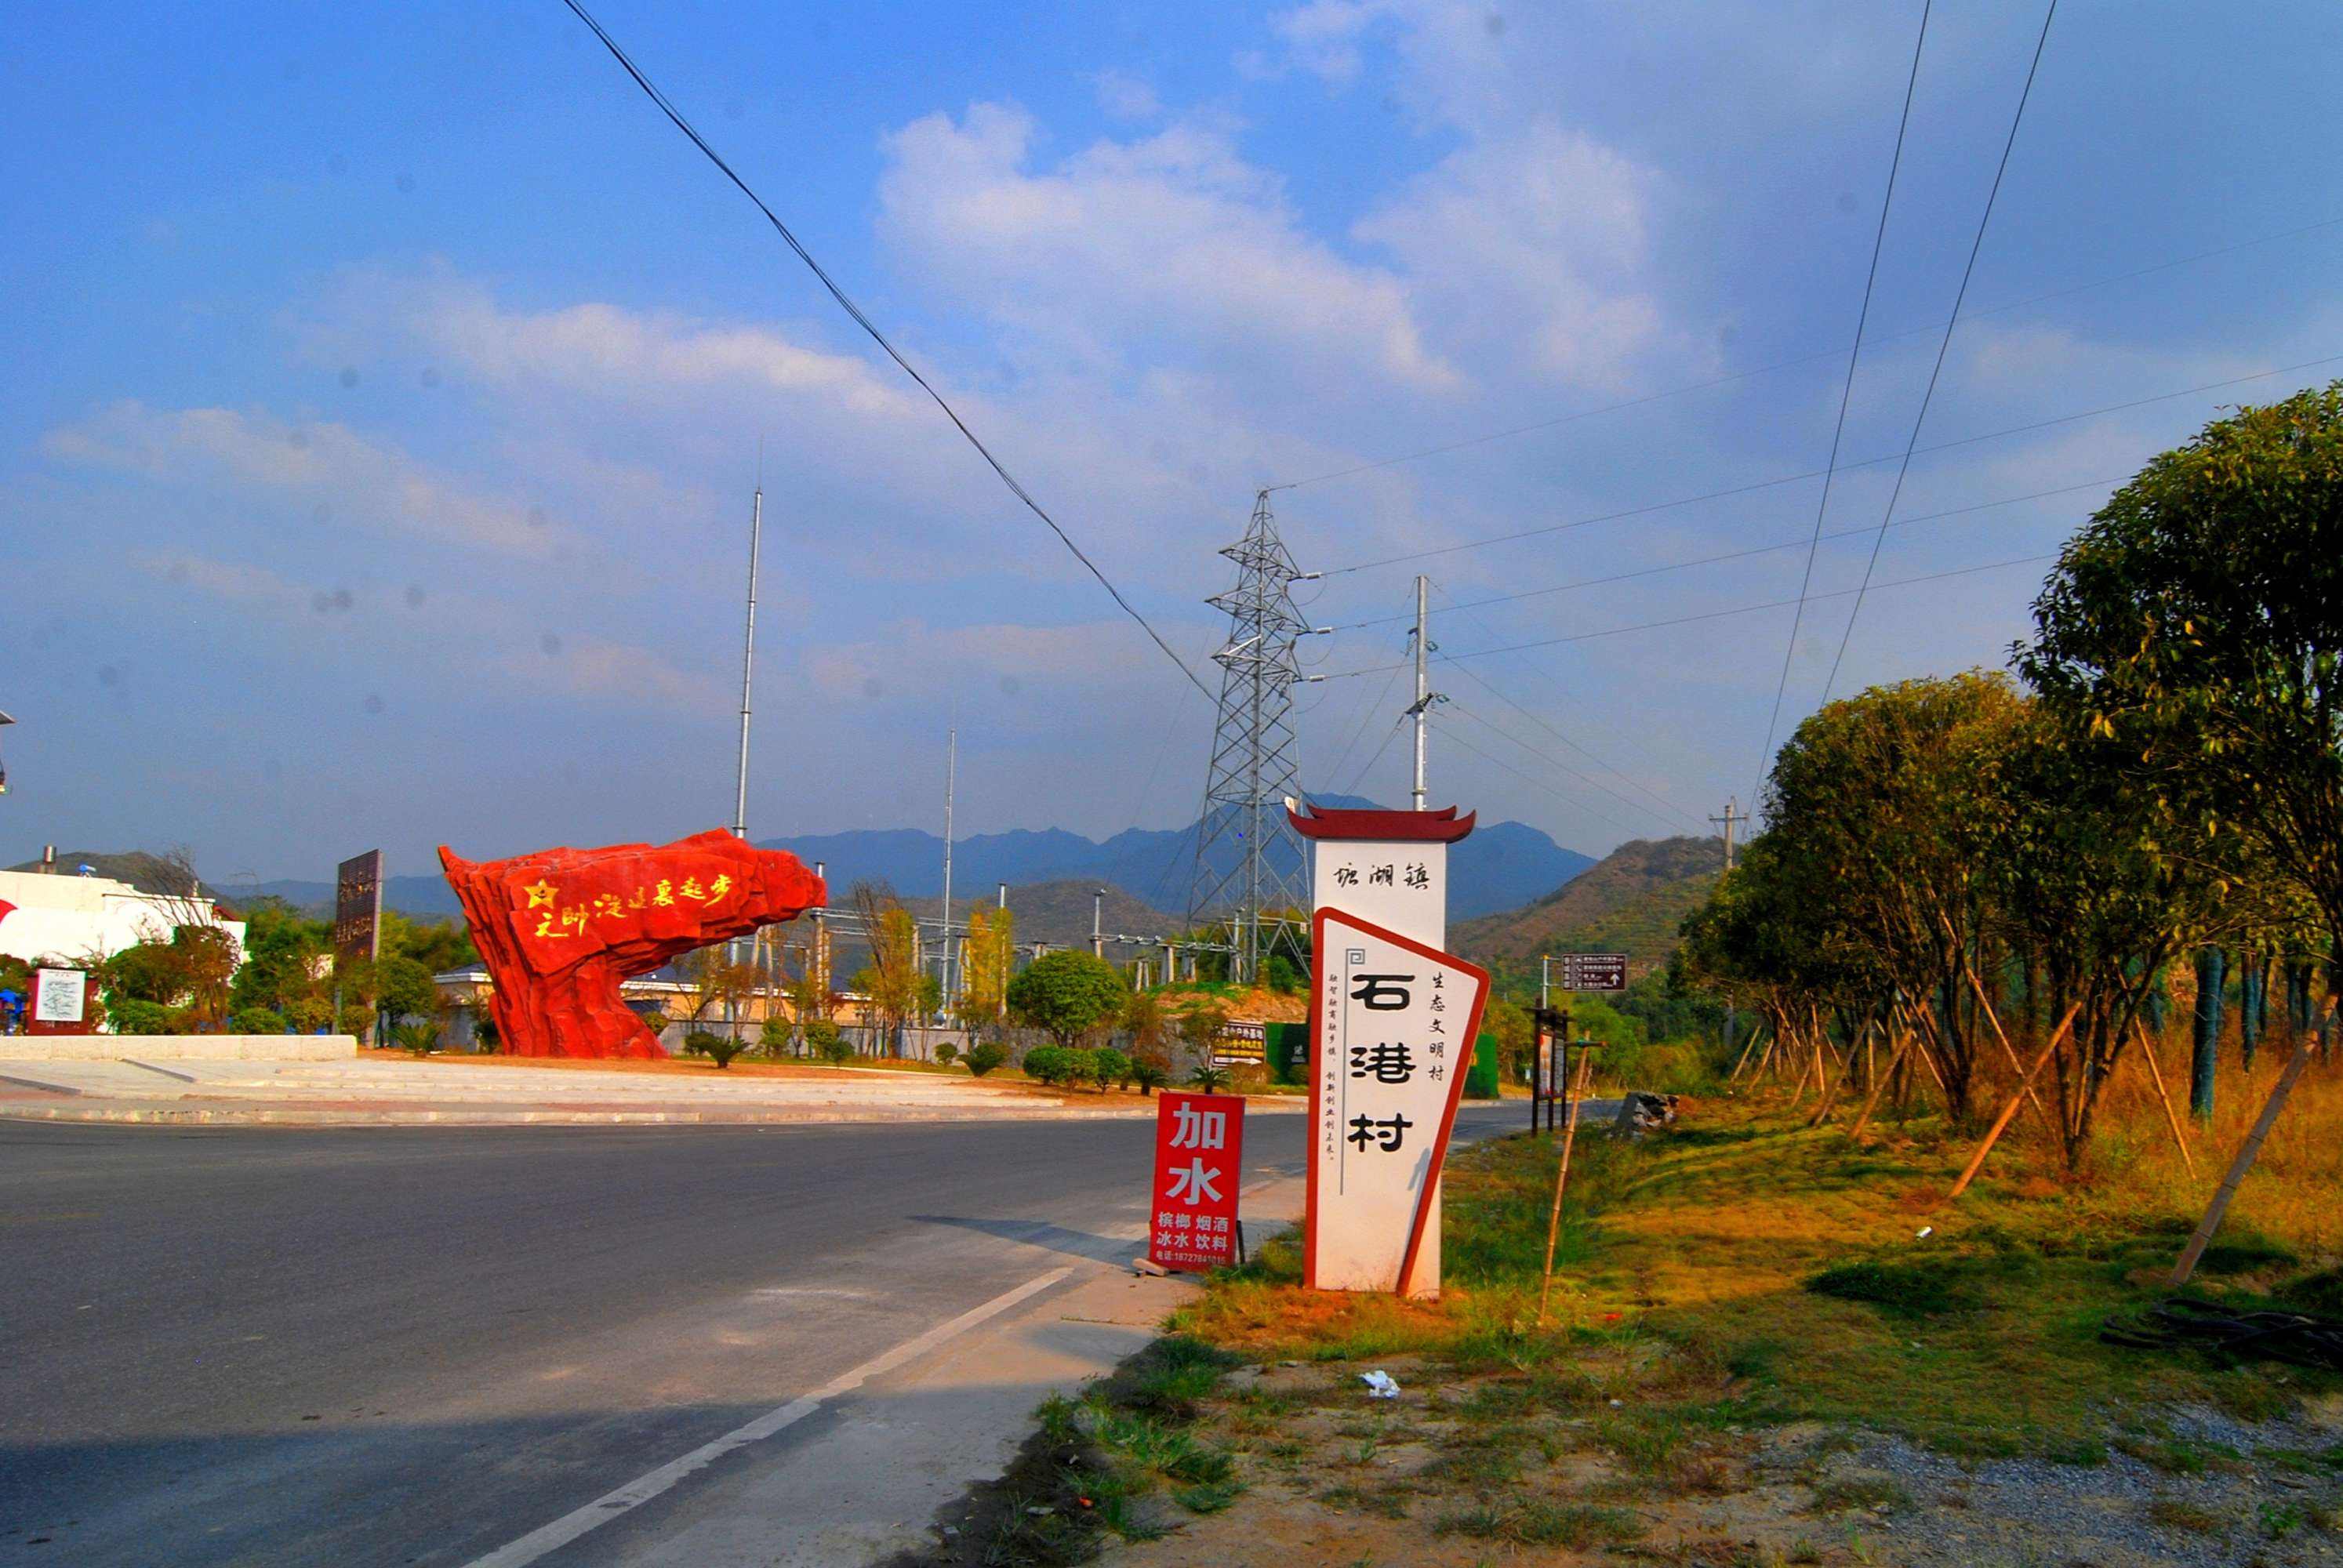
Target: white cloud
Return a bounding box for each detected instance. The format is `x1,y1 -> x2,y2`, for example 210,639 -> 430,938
1089,68 -> 1162,122
877,101 -> 1460,394
1355,118 -> 1685,387
509,635 -> 725,715
45,401 -> 561,555
132,551 -> 306,605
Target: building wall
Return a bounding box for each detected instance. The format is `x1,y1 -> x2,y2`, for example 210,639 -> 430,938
0,869 -> 248,969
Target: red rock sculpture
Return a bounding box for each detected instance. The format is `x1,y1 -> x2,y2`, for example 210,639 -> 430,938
438,829 -> 826,1058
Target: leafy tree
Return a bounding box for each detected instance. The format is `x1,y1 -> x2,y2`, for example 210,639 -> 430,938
229,897 -> 328,1018
960,906 -> 1015,1029
852,881 -> 930,1035
1006,951 -> 1128,1047
380,910 -> 478,974
2022,381 -> 2343,997
376,956 -> 437,1022
1128,1053 -> 1172,1095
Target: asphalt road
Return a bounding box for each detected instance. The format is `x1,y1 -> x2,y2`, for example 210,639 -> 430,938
0,1102 -> 1534,1566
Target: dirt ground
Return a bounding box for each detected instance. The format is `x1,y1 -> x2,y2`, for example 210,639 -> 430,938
1099,1355 -> 2343,1568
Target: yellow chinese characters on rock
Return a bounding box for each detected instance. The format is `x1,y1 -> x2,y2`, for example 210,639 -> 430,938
514,871 -> 737,940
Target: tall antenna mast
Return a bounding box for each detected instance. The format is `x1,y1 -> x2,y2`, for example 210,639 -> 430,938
732,448 -> 763,840
1188,490 -> 1310,985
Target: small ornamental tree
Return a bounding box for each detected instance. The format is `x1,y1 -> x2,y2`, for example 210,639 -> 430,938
1005,951 -> 1128,1047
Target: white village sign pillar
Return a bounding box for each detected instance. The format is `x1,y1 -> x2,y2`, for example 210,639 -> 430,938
1291,802 -> 1488,1299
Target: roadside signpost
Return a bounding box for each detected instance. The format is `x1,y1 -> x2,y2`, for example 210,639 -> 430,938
1554,952 -> 1629,993
1293,797 -> 1490,1294
1148,1091 -> 1247,1272
1308,908 -> 1491,1296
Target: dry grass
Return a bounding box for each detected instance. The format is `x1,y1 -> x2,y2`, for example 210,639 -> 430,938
1176,1069 -> 2343,1457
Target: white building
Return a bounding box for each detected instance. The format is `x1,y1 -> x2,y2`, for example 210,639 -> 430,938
0,868 -> 247,970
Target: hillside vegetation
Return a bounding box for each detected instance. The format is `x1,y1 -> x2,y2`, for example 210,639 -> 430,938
1452,834 -> 1724,973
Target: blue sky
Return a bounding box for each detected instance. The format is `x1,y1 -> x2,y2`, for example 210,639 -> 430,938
6,1 -> 2341,891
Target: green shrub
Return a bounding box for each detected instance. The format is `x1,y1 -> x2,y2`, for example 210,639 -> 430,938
1090,1047 -> 1131,1092
106,997 -> 174,1036
1130,1053 -> 1172,1095
964,1040 -> 1008,1077
1190,1058 -> 1232,1093
758,1016 -> 792,1056
230,1007 -> 285,1036
684,1029 -> 752,1069
1025,1045 -> 1102,1087
390,1020 -> 439,1057
801,1019 -> 854,1065
935,1041 -> 960,1066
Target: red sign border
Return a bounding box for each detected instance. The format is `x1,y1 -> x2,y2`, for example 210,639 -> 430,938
1304,906 -> 1492,1295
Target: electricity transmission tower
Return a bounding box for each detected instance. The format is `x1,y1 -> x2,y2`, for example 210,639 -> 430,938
1188,490 -> 1310,985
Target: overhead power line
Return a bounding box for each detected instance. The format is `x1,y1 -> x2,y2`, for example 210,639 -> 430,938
1440,696 -> 1696,835
1822,0 -> 2058,704
1426,582 -> 1707,829
1327,474 -> 2122,630
558,0 -> 1211,699
1428,714 -> 1649,842
1319,352 -> 2343,576
1316,552 -> 2058,677
1756,0 -> 1934,802
1266,213 -> 2343,494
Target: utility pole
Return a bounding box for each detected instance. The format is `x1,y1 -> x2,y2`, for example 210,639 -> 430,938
1709,799 -> 1744,871
1709,799 -> 1745,1070
939,726 -> 956,1019
729,464 -> 763,1046
1401,575 -> 1444,811
1411,575 -> 1429,810
1092,888 -> 1105,958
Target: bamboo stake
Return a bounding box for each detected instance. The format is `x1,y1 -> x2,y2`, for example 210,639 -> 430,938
1727,1021 -> 1764,1084
1962,957 -> 2060,1142
1848,1022 -> 1916,1142
1537,1051 -> 1600,1326
1807,1018 -> 1865,1128
2129,1016 -> 2195,1178
1948,1001 -> 2083,1200
2170,1033 -> 2317,1287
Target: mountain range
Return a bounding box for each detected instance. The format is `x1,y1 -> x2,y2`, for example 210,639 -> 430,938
25,798 -> 1595,927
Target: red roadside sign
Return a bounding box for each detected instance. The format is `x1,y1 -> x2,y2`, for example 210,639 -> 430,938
1147,1090 -> 1247,1272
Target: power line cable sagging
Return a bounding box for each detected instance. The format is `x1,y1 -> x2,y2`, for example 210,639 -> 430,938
558,0 -> 1210,700
1754,0 -> 1934,798
1822,0 -> 2059,701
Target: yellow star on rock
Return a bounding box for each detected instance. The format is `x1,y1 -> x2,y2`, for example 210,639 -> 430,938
521,879 -> 558,909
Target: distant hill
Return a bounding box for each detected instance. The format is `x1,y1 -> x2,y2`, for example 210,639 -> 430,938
31,797 -> 1597,931
1451,835 -> 1725,977
232,873 -> 462,919
907,879 -> 1179,950
759,796 -> 1593,921
5,851 -> 224,902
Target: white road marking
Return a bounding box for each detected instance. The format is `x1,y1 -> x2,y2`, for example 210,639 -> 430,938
459,1265 -> 1077,1568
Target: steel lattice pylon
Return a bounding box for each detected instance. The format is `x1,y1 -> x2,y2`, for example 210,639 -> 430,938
1187,490 -> 1309,984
